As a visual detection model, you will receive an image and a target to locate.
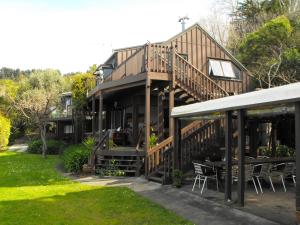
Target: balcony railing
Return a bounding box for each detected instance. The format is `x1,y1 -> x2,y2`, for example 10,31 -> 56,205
50,106 -> 73,119
103,43 -> 171,83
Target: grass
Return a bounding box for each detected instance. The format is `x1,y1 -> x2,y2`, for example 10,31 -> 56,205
0,151 -> 192,225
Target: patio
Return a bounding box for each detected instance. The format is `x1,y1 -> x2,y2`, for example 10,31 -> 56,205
182,180 -> 296,225
171,83 -> 300,224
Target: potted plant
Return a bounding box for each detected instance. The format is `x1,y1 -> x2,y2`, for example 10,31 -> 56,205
172,169 -> 183,188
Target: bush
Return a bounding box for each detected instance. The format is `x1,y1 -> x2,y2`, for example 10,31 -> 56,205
258,145 -> 295,157
62,144 -> 91,173
27,139 -> 65,155
0,114 -> 11,150
172,169 -> 183,188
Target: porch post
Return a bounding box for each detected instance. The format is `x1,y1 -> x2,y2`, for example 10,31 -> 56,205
295,102 -> 300,213
132,97 -> 138,145
169,83 -> 174,137
225,111 -> 233,202
174,118 -> 182,170
237,109 -> 245,207
157,87 -> 164,142
98,92 -> 103,141
92,95 -> 96,136
145,78 -> 151,177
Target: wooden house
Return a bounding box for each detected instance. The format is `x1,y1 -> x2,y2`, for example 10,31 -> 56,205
88,23 -> 254,182
48,92 -> 74,142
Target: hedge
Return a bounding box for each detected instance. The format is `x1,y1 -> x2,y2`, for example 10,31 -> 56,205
27,139 -> 65,155
0,114 -> 11,150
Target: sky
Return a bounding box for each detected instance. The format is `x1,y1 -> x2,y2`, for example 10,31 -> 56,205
0,0 -> 216,74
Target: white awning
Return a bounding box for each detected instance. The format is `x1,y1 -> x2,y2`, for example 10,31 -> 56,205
171,82 -> 300,118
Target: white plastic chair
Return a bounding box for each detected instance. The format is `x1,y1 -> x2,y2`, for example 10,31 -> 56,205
192,162 -> 219,194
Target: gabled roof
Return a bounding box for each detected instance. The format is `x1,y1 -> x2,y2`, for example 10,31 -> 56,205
163,23 -> 249,72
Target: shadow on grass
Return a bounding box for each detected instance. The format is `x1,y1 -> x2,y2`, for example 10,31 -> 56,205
0,186 -> 191,225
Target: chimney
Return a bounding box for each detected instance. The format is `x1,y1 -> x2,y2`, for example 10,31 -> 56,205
178,16 -> 189,31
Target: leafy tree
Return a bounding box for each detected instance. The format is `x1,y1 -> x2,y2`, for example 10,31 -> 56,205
0,114 -> 10,149
237,15 -> 299,87
13,69 -> 63,157
71,73 -> 95,142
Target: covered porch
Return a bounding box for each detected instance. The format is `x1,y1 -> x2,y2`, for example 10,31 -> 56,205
171,82 -> 300,224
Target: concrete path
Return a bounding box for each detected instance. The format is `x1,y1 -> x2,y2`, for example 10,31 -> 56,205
8,144 -> 28,152
71,175 -> 280,225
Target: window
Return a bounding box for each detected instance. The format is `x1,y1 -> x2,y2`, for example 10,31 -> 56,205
209,59 -> 241,79
64,125 -> 73,134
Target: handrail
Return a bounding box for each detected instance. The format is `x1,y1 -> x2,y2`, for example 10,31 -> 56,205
135,127 -> 144,150
174,52 -> 228,101
147,44 -> 172,73
147,120 -> 210,176
89,131 -> 109,168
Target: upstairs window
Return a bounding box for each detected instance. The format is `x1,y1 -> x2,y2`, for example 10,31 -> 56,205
209,59 -> 241,79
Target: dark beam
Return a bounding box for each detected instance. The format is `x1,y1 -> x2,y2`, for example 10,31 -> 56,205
237,109 -> 245,207
92,95 -> 96,136
157,88 -> 164,142
98,92 -> 103,141
169,83 -> 174,137
295,102 -> 300,211
132,97 -> 138,145
225,111 -> 233,202
145,78 -> 151,177
249,121 -> 259,158
174,118 -> 182,170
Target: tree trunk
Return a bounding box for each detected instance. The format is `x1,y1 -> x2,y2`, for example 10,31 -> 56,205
40,123 -> 47,158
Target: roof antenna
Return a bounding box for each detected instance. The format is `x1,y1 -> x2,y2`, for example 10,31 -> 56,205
178,16 -> 189,31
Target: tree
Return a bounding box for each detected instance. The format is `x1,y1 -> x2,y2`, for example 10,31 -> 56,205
227,0 -> 300,53
237,15 -> 299,88
14,69 -> 63,157
71,73 -> 95,143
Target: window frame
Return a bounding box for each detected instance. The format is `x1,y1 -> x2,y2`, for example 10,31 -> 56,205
208,58 -> 242,81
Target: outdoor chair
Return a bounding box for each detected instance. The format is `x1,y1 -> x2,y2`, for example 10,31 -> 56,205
241,164 -> 264,194
247,164 -> 264,194
292,165 -> 296,187
293,175 -> 296,187
192,162 -> 219,194
269,163 -> 287,192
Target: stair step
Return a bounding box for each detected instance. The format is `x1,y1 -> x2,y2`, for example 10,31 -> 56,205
96,164 -> 138,168
148,176 -> 163,183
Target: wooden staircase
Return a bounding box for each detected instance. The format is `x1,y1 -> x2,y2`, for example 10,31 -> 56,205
147,46 -> 228,184
95,150 -> 145,176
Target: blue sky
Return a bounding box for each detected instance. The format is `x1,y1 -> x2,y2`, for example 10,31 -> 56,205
0,0 -> 218,74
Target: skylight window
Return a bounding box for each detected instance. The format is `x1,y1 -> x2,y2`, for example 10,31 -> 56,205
209,59 -> 240,79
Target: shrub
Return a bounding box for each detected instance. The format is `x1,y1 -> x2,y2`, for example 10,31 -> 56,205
96,160 -> 125,177
150,133 -> 158,148
62,144 -> 91,173
172,169 -> 183,188
27,139 -> 65,155
0,114 -> 11,150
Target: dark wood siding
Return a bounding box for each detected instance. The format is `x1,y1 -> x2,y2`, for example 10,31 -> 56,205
165,25 -> 253,94
116,47 -> 142,66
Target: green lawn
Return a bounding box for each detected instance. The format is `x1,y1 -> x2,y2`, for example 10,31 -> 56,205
0,151 -> 191,225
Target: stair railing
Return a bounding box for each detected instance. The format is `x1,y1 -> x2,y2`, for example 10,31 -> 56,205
89,131 -> 109,169
173,52 -> 228,101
